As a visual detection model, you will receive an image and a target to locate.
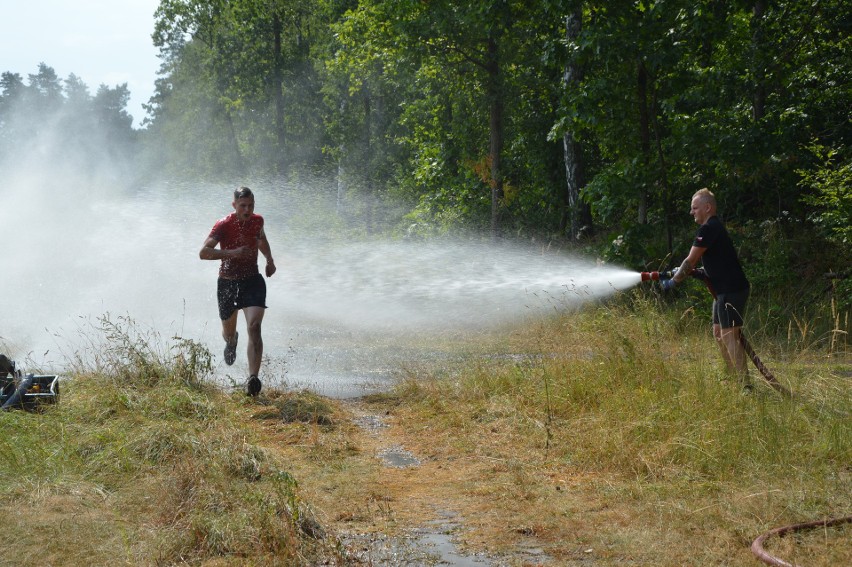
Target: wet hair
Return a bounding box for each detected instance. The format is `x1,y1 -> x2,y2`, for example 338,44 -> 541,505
234,186 -> 254,200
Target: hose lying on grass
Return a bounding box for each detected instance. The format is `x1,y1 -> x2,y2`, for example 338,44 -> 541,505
751,515 -> 852,567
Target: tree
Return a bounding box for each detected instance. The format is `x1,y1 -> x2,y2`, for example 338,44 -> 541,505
148,0 -> 336,176
0,72 -> 26,148
151,0 -> 247,174
0,63 -> 137,171
328,0 -> 578,239
93,84 -> 136,154
27,63 -> 64,114
559,4 -> 593,239
397,0 -> 514,238
135,0 -> 849,269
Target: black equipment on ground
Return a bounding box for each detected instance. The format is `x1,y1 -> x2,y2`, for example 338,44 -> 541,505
0,354 -> 60,411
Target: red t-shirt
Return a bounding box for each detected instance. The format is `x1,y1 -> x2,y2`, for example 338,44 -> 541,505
208,213 -> 264,279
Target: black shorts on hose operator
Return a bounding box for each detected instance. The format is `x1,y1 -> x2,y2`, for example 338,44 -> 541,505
712,288 -> 749,328
217,274 -> 267,320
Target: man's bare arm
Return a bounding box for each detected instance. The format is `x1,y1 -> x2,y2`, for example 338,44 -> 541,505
672,246 -> 706,283
200,237 -> 250,261
258,229 -> 276,277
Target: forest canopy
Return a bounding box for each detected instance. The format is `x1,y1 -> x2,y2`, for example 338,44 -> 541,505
1,1 -> 849,304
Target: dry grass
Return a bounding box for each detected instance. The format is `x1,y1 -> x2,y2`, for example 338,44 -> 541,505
266,294 -> 850,566
0,300 -> 848,566
0,317 -> 337,566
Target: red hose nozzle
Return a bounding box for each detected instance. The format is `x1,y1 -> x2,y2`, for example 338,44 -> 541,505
641,269 -> 679,281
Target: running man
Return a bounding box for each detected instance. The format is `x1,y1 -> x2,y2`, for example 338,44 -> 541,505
200,186 -> 276,396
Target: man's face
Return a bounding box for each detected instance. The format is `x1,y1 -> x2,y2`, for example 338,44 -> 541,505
690,196 -> 710,224
233,196 -> 255,221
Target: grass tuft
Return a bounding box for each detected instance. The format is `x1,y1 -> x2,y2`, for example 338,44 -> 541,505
0,315 -> 336,566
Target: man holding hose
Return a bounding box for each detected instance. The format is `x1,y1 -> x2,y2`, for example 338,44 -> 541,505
662,188 -> 751,388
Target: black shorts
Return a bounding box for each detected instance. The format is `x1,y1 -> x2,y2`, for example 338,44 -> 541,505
217,274 -> 267,320
712,288 -> 749,328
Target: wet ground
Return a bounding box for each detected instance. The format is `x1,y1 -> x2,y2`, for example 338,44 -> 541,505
342,406 -> 552,566
342,519 -> 492,566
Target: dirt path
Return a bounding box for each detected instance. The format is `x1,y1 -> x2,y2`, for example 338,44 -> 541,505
255,395 -> 550,566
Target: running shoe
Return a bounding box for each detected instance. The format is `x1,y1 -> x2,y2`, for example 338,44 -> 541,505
224,332 -> 238,365
246,374 -> 262,397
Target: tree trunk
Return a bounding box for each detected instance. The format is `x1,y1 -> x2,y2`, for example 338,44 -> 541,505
751,0 -> 767,121
561,8 -> 592,240
700,0 -> 727,67
336,95 -> 347,215
272,12 -> 287,172
650,86 -> 673,255
636,58 -> 651,225
223,110 -> 245,174
486,34 -> 504,240
363,92 -> 374,235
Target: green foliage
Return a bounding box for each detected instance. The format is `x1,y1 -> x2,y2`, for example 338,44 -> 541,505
3,1 -> 848,298
734,213 -> 851,325
798,144 -> 852,246
146,0 -> 340,176
560,0 -> 851,249
601,222 -> 674,271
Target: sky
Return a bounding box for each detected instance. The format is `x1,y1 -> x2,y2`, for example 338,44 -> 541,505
0,0 -> 162,127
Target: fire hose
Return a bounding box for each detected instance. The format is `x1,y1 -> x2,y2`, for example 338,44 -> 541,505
642,271 -> 850,564
750,516 -> 852,567
641,269 -> 791,396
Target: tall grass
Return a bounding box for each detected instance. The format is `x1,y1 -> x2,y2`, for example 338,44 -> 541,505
0,315 -> 334,566
386,290 -> 850,564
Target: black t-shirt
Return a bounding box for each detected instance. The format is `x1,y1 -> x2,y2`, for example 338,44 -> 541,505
693,216 -> 749,293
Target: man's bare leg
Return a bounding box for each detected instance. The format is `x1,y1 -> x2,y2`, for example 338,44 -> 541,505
221,311 -> 239,365
243,306 -> 266,378
222,312 -> 238,344
718,324 -> 750,388
713,323 -> 735,372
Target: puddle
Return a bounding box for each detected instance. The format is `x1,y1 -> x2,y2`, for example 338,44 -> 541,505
343,524 -> 491,566
341,514 -> 553,566
413,528 -> 491,566
351,413 -> 421,468
377,444 -> 421,468
345,406 -> 552,565
353,413 -> 390,432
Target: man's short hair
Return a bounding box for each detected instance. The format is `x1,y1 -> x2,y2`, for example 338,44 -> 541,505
234,186 -> 254,200
693,187 -> 716,208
